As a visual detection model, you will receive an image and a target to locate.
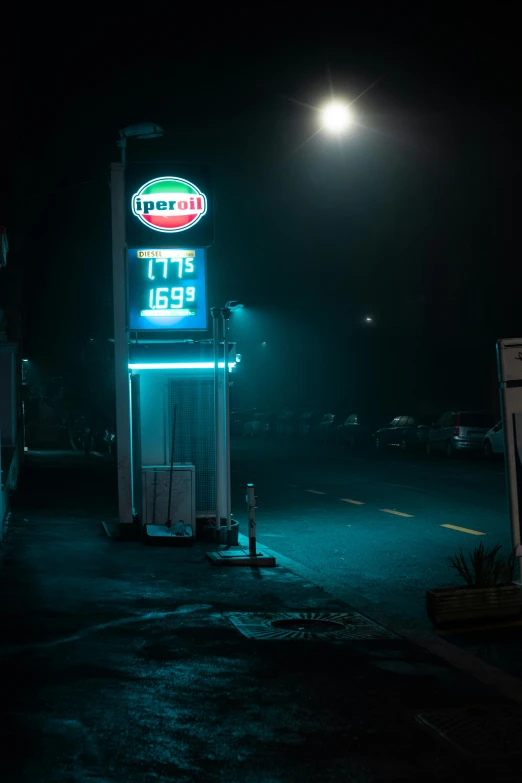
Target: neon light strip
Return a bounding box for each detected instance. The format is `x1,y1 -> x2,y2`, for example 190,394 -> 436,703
128,362 -> 236,370
139,309 -> 195,317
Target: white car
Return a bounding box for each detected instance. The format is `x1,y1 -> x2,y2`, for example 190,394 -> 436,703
483,421 -> 504,458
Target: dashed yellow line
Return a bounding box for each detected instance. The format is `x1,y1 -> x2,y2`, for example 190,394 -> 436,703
341,498 -> 365,505
306,489 -> 326,495
441,524 -> 485,536
380,509 -> 414,518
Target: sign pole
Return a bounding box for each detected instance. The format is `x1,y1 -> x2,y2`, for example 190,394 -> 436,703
223,308 -> 232,542
111,160 -> 133,528
212,308 -> 224,536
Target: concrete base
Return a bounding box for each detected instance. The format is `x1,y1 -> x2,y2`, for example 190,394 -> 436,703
207,546 -> 277,567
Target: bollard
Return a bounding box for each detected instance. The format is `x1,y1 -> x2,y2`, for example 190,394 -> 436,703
207,481 -> 276,565
246,483 -> 257,556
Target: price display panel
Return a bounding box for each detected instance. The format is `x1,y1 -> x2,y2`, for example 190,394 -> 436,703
128,248 -> 207,331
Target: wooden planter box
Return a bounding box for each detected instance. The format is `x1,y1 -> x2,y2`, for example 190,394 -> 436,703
426,584 -> 522,627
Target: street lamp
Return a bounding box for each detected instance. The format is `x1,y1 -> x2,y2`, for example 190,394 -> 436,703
225,300 -> 245,312
320,102 -> 354,134
212,300 -> 244,543
111,122 -> 164,529
117,123 -> 165,164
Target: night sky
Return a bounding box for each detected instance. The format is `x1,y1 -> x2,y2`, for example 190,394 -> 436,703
1,8 -> 520,417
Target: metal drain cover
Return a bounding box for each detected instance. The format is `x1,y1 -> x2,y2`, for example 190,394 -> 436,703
416,706 -> 522,759
226,612 -> 397,641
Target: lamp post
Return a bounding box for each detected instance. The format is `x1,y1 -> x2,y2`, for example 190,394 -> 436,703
111,123 -> 164,530
211,301 -> 244,544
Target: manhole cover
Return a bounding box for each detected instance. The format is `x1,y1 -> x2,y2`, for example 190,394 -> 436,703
271,618 -> 345,633
226,612 -> 397,641
416,706 -> 522,759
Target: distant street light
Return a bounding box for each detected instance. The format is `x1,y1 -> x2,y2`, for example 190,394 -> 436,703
364,316 -> 373,324
321,102 -> 354,133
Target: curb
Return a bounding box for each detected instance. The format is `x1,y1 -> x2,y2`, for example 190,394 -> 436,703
238,533 -> 522,705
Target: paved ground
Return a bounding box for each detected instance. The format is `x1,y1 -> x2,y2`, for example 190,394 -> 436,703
1,451 -> 522,781
230,437 -> 512,631
230,437 -> 522,682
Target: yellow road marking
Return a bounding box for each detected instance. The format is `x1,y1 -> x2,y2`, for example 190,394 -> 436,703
380,509 -> 414,518
306,489 -> 326,495
341,498 -> 365,505
441,524 -> 485,536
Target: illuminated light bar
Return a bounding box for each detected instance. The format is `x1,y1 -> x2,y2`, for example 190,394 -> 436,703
128,362 -> 236,370
139,309 -> 196,317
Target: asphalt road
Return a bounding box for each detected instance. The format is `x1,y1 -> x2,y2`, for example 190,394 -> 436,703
5,451 -> 521,781
231,437 -> 511,631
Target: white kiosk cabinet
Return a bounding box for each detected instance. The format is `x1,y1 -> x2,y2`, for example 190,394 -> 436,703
141,464 -> 196,534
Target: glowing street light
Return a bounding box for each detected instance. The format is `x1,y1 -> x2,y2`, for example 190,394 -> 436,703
225,300 -> 245,312
321,102 -> 354,133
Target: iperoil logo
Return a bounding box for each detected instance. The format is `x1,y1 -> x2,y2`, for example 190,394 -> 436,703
131,177 -> 207,233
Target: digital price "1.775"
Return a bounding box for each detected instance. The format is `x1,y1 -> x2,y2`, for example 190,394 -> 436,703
148,258 -> 194,279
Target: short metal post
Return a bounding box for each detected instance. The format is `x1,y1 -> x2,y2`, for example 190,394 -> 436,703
246,483 -> 256,556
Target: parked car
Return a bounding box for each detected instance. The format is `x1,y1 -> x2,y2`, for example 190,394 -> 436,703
426,411 -> 496,458
483,421 -> 504,458
374,414 -> 434,452
68,412 -> 116,456
312,413 -> 337,440
243,411 -> 272,438
336,413 -> 382,449
276,410 -> 299,438
298,411 -> 323,438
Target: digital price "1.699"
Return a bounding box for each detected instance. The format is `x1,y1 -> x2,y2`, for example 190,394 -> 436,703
148,286 -> 196,309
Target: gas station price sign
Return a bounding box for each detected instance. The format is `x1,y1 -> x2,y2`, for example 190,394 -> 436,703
128,248 -> 207,331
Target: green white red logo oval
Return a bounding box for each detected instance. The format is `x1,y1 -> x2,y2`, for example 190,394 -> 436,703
132,177 -> 207,233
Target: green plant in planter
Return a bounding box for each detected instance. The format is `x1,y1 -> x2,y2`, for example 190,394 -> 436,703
448,542 -> 516,588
